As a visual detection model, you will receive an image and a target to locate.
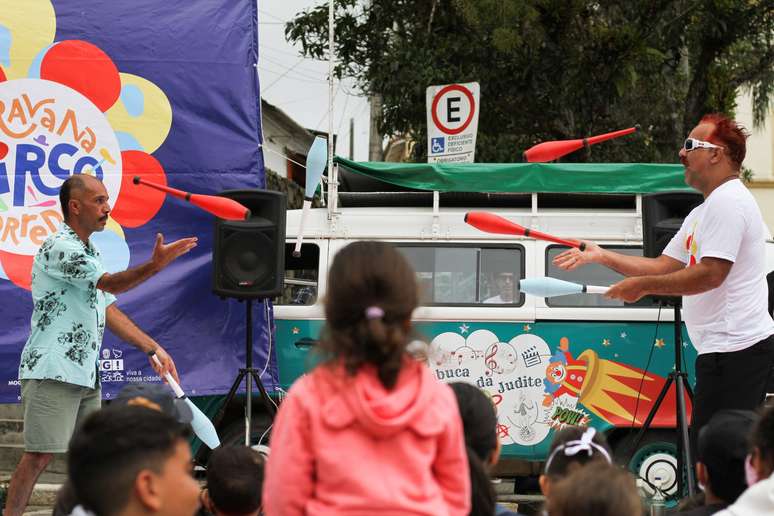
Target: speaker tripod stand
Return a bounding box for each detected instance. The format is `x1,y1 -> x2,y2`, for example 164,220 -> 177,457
627,297 -> 695,498
211,299 -> 276,446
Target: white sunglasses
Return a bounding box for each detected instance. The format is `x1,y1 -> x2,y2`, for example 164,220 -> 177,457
683,138 -> 722,152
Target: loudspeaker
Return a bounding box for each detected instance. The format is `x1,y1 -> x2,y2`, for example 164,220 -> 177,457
212,190 -> 286,299
642,191 -> 704,258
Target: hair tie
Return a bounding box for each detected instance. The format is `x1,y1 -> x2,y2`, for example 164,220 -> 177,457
365,306 -> 384,320
543,427 -> 612,474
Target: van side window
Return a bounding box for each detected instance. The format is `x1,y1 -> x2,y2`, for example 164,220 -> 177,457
545,245 -> 659,307
276,243 -> 319,306
396,245 -> 524,306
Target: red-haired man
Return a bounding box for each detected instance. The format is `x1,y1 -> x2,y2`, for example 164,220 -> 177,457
554,114 -> 774,458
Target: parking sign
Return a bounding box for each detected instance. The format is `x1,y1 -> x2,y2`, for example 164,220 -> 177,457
426,82 -> 480,163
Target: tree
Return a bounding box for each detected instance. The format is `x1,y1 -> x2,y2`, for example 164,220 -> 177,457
285,0 -> 774,164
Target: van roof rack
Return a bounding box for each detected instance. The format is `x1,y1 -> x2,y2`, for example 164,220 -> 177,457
338,191 -> 636,210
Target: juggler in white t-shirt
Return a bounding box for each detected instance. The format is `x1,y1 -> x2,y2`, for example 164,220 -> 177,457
662,179 -> 774,355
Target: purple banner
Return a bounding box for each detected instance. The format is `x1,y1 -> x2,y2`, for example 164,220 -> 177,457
0,0 -> 277,402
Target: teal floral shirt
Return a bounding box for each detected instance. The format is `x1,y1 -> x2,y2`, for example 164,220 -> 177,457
19,223 -> 116,388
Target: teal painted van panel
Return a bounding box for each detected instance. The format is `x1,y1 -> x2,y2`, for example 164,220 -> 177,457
274,318 -> 695,461
275,319 -> 325,390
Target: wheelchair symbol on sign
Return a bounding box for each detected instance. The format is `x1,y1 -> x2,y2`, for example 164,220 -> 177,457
431,137 -> 445,154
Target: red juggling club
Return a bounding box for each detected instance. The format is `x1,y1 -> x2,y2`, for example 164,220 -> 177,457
133,177 -> 250,221
523,126 -> 639,163
465,211 -> 585,250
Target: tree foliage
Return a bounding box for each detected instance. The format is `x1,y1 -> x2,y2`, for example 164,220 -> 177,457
286,0 -> 774,164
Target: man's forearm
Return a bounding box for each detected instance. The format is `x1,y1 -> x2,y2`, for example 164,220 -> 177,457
106,305 -> 156,354
638,261 -> 726,297
600,250 -> 680,277
97,261 -> 160,294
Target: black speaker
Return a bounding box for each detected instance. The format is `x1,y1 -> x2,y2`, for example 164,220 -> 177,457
642,191 -> 704,258
212,190 -> 286,299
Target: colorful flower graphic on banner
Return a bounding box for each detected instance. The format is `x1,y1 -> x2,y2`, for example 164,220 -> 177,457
0,0 -> 173,289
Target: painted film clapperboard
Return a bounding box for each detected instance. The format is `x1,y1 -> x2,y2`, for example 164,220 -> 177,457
426,82 -> 480,163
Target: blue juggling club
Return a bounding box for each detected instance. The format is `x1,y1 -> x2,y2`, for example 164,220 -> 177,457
293,136 -> 328,257
518,277 -> 609,298
151,353 -> 221,450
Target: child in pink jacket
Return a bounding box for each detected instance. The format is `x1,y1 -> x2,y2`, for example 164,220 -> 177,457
263,241 -> 470,516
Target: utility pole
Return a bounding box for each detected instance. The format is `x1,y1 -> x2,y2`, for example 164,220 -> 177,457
368,94 -> 383,161
349,117 -> 354,160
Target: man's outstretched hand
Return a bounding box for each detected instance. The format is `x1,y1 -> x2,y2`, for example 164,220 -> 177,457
552,241 -> 604,270
151,233 -> 197,271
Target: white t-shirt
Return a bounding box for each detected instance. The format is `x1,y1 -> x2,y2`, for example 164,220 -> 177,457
714,474 -> 774,516
662,179 -> 774,355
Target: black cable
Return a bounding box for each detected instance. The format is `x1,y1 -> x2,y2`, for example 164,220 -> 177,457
624,303 -> 662,462
622,304 -> 681,501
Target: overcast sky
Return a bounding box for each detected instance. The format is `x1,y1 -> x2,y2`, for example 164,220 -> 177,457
258,1 -> 370,161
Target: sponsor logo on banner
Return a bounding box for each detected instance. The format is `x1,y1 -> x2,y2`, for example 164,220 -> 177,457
99,358 -> 125,371
100,350 -> 125,383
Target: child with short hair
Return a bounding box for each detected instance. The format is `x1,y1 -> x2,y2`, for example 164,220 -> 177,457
683,410 -> 756,514
263,241 -> 470,515
716,403 -> 774,515
203,445 -> 264,516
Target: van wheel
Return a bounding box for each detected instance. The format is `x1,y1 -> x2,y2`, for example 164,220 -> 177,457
615,431 -> 680,503
220,413 -> 274,448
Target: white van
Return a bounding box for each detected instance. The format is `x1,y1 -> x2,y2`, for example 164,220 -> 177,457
272,158 -> 774,498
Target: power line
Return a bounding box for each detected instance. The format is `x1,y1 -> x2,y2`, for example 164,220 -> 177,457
314,83 -> 341,132
331,100 -> 371,149
336,91 -> 351,143
260,54 -> 328,81
258,143 -> 308,169
269,96 -> 327,106
258,9 -> 286,24
259,65 -> 327,84
260,44 -> 326,62
258,59 -> 364,97
262,57 -> 310,93
259,65 -> 328,85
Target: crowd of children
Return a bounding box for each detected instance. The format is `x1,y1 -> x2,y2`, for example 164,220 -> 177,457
5,240 -> 774,516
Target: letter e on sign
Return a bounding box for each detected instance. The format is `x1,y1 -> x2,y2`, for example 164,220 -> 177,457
431,84 -> 475,135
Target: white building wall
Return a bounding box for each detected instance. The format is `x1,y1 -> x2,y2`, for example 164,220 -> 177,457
737,91 -> 774,180
737,92 -> 774,236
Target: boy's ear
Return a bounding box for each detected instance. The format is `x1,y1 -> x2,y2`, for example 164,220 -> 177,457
134,470 -> 162,511
696,462 -> 708,487
539,474 -> 550,496
202,488 -> 215,513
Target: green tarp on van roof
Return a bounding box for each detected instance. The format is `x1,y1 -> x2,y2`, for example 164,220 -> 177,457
335,157 -> 696,194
